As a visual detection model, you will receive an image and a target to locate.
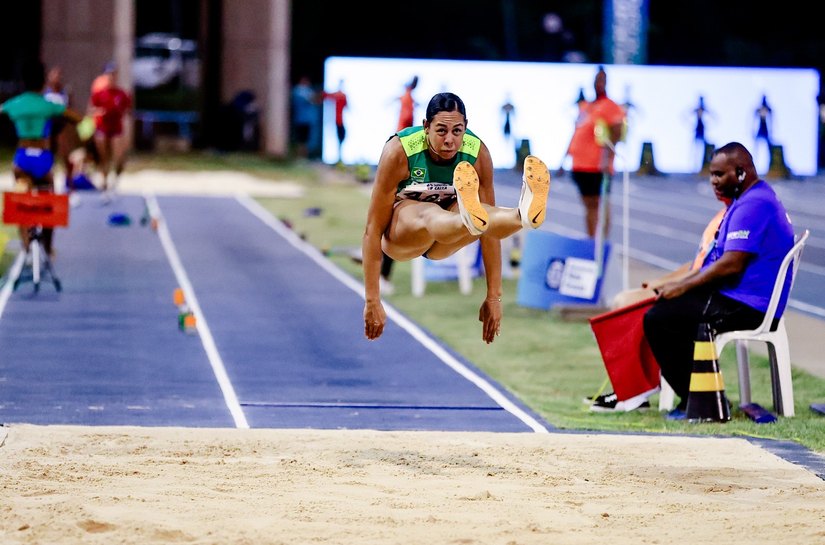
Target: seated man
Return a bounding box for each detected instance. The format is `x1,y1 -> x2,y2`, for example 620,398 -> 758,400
643,142 -> 794,420
587,197 -> 729,413
610,205 -> 728,311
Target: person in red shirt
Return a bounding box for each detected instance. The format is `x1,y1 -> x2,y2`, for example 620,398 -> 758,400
90,62 -> 114,95
322,80 -> 348,164
562,66 -> 626,238
89,61 -> 132,200
396,76 -> 418,131
379,75 -> 421,292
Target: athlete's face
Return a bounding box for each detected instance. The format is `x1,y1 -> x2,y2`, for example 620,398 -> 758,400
424,111 -> 466,160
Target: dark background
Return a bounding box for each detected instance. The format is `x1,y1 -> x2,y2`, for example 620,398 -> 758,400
2,0 -> 824,154
288,0 -> 825,91
3,1 -> 823,93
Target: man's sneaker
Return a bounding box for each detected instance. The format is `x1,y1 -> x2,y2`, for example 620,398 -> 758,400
587,391 -> 651,413
666,408 -> 687,421
583,392 -> 606,405
453,161 -> 488,236
518,155 -> 550,229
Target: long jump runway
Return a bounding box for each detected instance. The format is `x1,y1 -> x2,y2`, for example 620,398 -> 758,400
0,192 -> 550,433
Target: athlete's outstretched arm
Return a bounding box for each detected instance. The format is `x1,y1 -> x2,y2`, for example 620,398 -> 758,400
362,137 -> 407,340
475,143 -> 503,344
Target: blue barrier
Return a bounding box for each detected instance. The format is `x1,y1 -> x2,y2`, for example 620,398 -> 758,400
516,230 -> 610,310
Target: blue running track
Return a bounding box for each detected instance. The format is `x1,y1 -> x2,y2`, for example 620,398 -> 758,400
0,192 -> 551,433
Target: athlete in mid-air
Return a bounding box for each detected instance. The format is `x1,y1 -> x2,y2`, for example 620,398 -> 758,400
362,92 -> 551,344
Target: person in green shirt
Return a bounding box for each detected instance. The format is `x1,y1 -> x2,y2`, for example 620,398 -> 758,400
0,60 -> 82,256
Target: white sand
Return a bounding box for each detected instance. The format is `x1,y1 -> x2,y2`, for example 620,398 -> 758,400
2,425 -> 824,544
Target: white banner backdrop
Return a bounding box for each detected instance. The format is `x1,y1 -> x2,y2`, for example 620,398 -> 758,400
322,57 -> 819,176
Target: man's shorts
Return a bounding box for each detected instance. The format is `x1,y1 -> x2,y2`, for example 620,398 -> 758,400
96,124 -> 123,138
572,171 -> 608,197
13,147 -> 55,182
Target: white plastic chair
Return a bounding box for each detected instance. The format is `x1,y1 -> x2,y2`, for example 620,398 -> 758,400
713,229 -> 809,417
658,376 -> 675,411
411,242 -> 480,297
658,229 -> 809,416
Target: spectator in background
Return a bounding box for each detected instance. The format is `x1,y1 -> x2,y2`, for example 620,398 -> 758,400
396,76 -> 419,131
43,65 -> 81,194
818,94 -> 825,171
91,61 -> 115,95
574,87 -> 588,120
619,84 -> 641,141
688,95 -> 714,172
754,94 -> 773,149
0,59 -> 82,256
231,90 -> 260,150
215,90 -> 259,152
643,142 -> 794,420
291,76 -> 317,159
322,79 -> 348,164
558,87 -> 589,175
501,94 -> 515,145
380,75 -> 421,293
89,61 -> 132,202
754,94 -> 773,172
562,66 -> 626,238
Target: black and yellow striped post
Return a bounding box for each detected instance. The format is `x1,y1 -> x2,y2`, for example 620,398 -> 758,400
686,323 -> 731,423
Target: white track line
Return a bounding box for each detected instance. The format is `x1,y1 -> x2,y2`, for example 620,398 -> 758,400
237,194 -> 550,433
0,251 -> 25,319
146,194 -> 249,429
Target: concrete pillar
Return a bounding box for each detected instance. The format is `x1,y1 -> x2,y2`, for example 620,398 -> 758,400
112,0 -> 134,150
265,0 -> 290,158
222,0 -> 290,158
40,0 -> 290,157
41,0 -> 134,148
41,0 -> 113,110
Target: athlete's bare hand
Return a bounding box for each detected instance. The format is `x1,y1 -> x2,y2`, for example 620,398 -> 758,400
478,298 -> 502,344
364,300 -> 387,340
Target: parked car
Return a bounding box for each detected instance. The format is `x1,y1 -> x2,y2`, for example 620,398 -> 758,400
133,32 -> 199,89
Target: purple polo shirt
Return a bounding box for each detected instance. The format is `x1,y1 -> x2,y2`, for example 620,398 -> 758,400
703,180 -> 794,315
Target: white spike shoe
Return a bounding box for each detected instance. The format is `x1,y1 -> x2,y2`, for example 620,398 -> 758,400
519,155 -> 550,229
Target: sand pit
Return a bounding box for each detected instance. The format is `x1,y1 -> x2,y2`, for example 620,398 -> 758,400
2,425 -> 824,544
